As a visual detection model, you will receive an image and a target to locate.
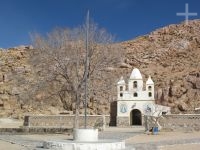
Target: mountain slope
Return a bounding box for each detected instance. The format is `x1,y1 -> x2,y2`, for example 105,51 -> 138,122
1,20 -> 200,118
120,19 -> 200,113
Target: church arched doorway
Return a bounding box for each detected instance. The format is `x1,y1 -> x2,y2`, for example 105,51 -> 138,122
130,109 -> 142,125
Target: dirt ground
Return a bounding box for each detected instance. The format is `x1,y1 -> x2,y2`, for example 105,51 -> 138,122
126,131 -> 200,150
0,118 -> 200,150
126,131 -> 200,144
159,143 -> 200,150
0,141 -> 26,150
0,118 -> 23,128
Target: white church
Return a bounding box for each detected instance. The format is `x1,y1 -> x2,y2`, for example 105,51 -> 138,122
116,68 -> 170,126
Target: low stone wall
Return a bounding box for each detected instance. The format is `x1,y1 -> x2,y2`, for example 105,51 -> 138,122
23,114 -> 200,131
0,127 -> 73,134
161,114 -> 200,131
24,115 -> 110,128
117,117 -> 130,127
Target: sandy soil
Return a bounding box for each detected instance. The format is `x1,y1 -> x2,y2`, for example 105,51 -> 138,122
0,118 -> 23,128
0,141 -> 26,150
159,143 -> 200,150
126,131 -> 200,150
126,131 -> 200,144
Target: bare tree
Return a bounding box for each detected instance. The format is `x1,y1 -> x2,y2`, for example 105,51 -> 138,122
144,104 -> 170,132
30,23 -> 122,128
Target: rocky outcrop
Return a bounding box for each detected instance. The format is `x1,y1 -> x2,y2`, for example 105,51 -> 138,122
1,20 -> 200,117
0,45 -> 64,118
120,20 -> 200,113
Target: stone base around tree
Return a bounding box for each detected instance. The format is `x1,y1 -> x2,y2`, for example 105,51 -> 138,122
43,128 -> 126,150
43,139 -> 126,150
73,128 -> 98,141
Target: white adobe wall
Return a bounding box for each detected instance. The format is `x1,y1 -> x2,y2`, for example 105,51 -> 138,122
118,91 -> 154,101
128,79 -> 143,91
117,100 -> 155,117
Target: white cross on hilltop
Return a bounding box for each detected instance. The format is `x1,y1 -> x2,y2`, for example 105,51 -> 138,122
176,3 -> 198,25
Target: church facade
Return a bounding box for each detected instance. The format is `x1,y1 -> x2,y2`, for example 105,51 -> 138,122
117,68 -> 156,126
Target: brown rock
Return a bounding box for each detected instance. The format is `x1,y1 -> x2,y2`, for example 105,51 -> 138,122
48,106 -> 59,115
186,89 -> 196,99
3,101 -> 11,110
0,99 -> 3,107
177,102 -> 188,111
196,77 -> 200,89
11,87 -> 21,95
119,62 -> 132,68
0,95 -> 9,101
155,88 -> 163,101
170,85 -> 183,98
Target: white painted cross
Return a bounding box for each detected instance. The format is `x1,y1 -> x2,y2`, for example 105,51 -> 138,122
176,3 -> 198,25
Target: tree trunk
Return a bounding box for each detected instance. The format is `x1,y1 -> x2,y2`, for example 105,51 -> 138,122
74,91 -> 80,129
144,115 -> 149,132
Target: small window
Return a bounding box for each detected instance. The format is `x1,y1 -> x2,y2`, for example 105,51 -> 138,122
133,81 -> 137,88
120,93 -> 123,97
133,92 -> 138,97
120,86 -> 123,91
148,86 -> 152,91
148,92 -> 152,97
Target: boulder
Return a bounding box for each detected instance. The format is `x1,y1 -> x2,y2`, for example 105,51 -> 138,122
196,77 -> 200,89
177,102 -> 188,111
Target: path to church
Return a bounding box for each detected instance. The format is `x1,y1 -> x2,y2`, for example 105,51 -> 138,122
0,126 -> 200,150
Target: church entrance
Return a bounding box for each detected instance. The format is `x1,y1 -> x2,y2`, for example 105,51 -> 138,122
130,109 -> 142,125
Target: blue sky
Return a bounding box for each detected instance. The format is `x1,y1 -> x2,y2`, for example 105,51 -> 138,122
0,0 -> 199,48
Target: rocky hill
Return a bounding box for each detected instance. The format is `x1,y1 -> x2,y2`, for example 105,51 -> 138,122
120,19 -> 200,113
1,20 -> 200,118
